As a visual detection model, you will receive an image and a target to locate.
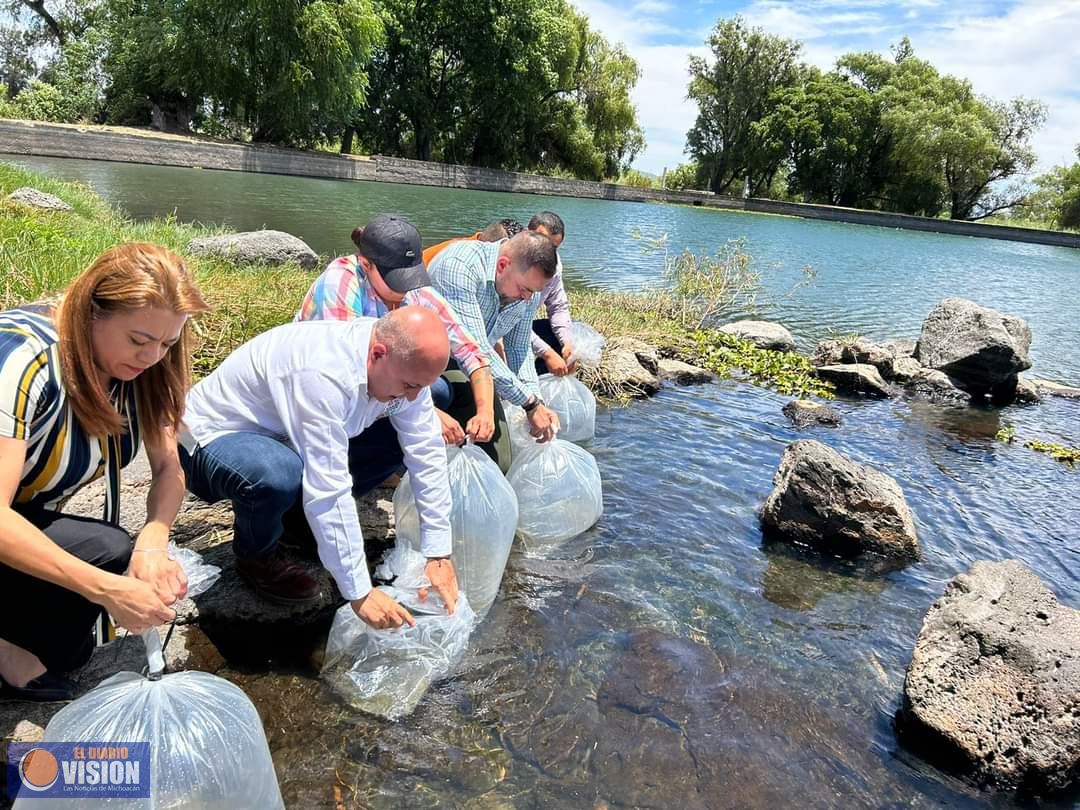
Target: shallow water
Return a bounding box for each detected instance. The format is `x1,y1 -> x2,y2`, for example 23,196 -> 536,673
227,382 -> 1078,809
5,155 -> 1080,807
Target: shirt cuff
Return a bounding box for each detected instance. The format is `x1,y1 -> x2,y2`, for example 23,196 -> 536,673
418,526 -> 453,559
335,564 -> 373,602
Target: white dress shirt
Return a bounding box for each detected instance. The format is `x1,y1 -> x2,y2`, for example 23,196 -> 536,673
181,318 -> 451,600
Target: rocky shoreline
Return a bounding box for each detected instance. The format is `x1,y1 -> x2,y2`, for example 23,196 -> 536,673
2,209 -> 1078,801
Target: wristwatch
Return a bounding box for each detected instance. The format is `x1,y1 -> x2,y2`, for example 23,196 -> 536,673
523,396 -> 543,414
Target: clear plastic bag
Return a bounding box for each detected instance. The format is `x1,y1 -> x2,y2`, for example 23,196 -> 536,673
170,542 -> 221,598
18,653 -> 283,810
506,438 -> 603,552
393,443 -> 519,616
322,549 -> 477,720
538,373 -> 596,443
503,401 -> 539,453
567,321 -> 606,367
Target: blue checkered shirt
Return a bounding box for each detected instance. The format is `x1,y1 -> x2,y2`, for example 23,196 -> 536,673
428,240 -> 541,405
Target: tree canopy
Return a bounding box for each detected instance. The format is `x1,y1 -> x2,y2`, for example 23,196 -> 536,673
0,0 -> 644,179
684,22 -> 1048,221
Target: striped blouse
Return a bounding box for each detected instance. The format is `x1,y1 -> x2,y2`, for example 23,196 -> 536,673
0,306 -> 140,526
295,254 -> 490,376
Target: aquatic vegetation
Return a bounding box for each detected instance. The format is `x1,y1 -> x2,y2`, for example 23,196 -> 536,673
995,423 -> 1078,465
688,329 -> 835,399
1023,439 -> 1080,464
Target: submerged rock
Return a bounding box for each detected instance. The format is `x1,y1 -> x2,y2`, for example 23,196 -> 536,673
915,298 -> 1032,398
7,186 -> 73,211
905,368 -> 972,406
760,439 -> 919,560
717,320 -> 797,353
187,229 -> 319,269
658,357 -> 713,385
816,363 -> 893,398
782,399 -> 841,428
1028,378 -> 1080,400
897,560 -> 1080,796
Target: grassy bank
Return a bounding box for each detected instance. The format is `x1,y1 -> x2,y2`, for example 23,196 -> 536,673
1,161 -> 830,399
1,162 -> 313,377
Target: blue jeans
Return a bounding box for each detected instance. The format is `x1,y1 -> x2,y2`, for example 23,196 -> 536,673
178,382 -> 454,559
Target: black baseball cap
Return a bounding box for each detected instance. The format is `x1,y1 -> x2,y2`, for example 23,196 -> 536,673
356,214 -> 431,294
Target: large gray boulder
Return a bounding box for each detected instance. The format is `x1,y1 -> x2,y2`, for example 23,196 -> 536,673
7,186 -> 73,211
897,560 -> 1080,795
186,229 -> 319,269
594,337 -> 661,397
915,298 -> 1032,396
761,440 -> 919,560
718,320 -> 797,353
816,363 -> 893,398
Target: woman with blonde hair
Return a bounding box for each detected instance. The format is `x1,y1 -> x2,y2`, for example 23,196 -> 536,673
0,243 -> 208,701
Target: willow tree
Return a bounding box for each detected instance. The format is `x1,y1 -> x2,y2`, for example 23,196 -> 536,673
102,0 -> 383,144
685,17 -> 801,196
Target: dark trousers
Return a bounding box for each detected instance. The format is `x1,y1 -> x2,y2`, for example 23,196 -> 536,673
533,318 -> 563,375
0,506 -> 131,674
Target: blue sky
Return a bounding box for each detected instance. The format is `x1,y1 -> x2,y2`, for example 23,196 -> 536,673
572,0 -> 1080,177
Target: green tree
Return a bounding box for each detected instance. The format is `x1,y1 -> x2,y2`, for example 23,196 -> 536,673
839,39 -> 1045,219
663,162 -> 703,190
353,0 -> 642,179
1058,147 -> 1080,230
756,67 -> 886,206
2,29 -> 104,121
101,0 -> 383,144
685,17 -> 801,196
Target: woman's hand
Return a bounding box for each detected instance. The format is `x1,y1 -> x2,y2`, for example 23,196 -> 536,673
128,544 -> 188,605
98,573 -> 176,634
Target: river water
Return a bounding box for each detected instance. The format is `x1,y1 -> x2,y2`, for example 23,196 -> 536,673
5,155 -> 1080,808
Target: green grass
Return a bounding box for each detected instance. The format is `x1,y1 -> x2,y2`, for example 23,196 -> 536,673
1,161 -> 314,376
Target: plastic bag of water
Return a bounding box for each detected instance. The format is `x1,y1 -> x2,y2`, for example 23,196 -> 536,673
538,373 -> 596,443
566,321 -> 606,367
507,438 -> 603,551
393,442 -> 519,616
15,549 -> 283,810
322,547 -> 477,720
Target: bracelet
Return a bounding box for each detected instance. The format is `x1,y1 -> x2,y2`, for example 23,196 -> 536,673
523,396 -> 543,414
131,548 -> 170,554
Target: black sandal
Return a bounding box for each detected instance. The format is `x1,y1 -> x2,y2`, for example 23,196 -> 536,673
0,671 -> 76,702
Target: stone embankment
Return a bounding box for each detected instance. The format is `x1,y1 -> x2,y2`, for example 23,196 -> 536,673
4,118 -> 1080,249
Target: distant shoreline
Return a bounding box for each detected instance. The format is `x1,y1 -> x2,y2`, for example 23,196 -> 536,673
2,118 -> 1079,251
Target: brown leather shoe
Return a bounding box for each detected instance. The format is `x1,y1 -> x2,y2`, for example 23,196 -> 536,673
236,554 -> 321,604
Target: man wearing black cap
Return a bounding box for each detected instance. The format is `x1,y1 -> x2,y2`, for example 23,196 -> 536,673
298,214 -> 496,447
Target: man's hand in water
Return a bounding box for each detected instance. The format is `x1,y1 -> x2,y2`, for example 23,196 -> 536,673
352,590 -> 415,629
420,558 -> 459,614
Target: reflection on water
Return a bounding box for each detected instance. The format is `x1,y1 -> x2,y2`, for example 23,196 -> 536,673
5,154 -> 1079,807
6,154 -> 1080,381
216,383 -> 1079,808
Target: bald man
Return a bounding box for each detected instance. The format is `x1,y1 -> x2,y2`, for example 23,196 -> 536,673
179,307 -> 458,629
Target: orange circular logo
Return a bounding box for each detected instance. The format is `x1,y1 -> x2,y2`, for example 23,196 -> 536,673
20,747 -> 59,791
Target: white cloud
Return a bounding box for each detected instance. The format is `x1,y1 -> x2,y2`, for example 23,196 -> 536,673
580,0 -> 1080,174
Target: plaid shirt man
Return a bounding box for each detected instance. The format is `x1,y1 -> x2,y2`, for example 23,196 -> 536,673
428,240 -> 541,406
295,253 -> 489,376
